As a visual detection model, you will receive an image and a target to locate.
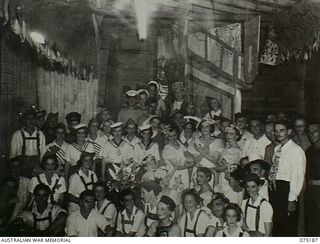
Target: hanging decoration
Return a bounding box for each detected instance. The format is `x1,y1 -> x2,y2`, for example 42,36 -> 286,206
1,3 -> 96,81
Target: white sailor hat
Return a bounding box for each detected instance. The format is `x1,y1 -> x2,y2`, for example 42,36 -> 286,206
143,115 -> 160,125
110,122 -> 124,129
201,119 -> 215,127
138,89 -> 149,97
73,123 -> 87,131
139,124 -> 152,133
147,80 -> 160,90
184,116 -> 202,127
126,90 -> 138,97
172,81 -> 184,90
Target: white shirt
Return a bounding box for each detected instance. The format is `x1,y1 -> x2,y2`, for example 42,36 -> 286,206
66,209 -> 107,237
241,195 -> 273,234
243,134 -> 271,162
10,128 -> 46,158
134,141 -> 160,163
179,209 -> 211,237
273,139 -> 306,201
214,184 -> 244,206
216,226 -> 249,237
68,169 -> 98,198
29,173 -> 67,202
99,138 -> 134,165
10,177 -> 30,221
259,179 -> 269,201
237,130 -> 254,151
65,141 -> 95,166
125,136 -> 141,148
209,215 -> 225,228
116,206 -> 145,235
173,100 -> 183,111
204,109 -> 222,120
20,204 -> 66,231
96,199 -> 117,227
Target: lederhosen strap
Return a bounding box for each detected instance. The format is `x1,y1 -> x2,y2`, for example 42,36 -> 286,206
144,205 -> 159,227
101,202 -> 112,215
79,173 -> 95,190
183,210 -> 203,237
121,208 -> 139,235
244,198 -> 267,232
21,130 -> 40,156
222,230 -> 244,237
50,178 -> 60,204
32,210 -> 52,230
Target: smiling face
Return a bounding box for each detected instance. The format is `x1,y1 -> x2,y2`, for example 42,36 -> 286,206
264,123 -> 275,141
112,127 -> 123,139
184,123 -> 194,138
225,128 -> 238,143
235,117 -> 247,130
126,124 -> 137,136
94,185 -> 105,201
308,124 -> 320,144
225,209 -> 238,225
249,120 -> 263,137
183,194 -> 198,213
211,199 -> 225,218
76,128 -> 87,141
157,202 -> 171,220
34,189 -> 50,208
145,158 -> 157,172
44,158 -> 57,172
168,130 -> 178,143
249,164 -> 264,178
196,171 -> 208,186
81,195 -> 95,212
122,194 -> 135,210
141,129 -> 152,140
245,181 -> 260,198
89,121 -> 99,135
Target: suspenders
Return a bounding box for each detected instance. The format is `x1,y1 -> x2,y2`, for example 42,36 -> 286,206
36,175 -> 60,203
144,205 -> 159,226
101,202 -> 112,215
79,173 -> 95,190
32,210 -> 53,230
120,208 -> 139,235
183,210 -> 203,237
244,198 -> 267,232
21,130 -> 40,156
222,231 -> 244,237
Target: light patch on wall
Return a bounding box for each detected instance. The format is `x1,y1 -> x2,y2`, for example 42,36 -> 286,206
30,32 -> 45,44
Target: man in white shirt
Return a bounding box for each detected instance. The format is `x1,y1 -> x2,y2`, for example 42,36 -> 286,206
10,109 -> 46,178
242,118 -> 271,164
270,120 -> 306,236
66,190 -> 107,237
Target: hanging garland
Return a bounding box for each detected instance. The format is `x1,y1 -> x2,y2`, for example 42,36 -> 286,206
1,4 -> 96,81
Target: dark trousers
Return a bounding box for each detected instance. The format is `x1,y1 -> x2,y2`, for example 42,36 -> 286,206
305,185 -> 320,237
270,180 -> 299,236
20,156 -> 40,178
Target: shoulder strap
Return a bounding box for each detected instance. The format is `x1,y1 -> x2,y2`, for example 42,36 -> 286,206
255,198 -> 267,231
244,199 -> 250,228
239,232 -> 244,237
36,130 -> 40,156
32,212 -> 37,229
183,214 -> 188,237
101,202 -> 112,215
222,231 -> 226,237
79,174 -> 88,190
193,210 -> 203,236
21,130 -> 26,156
50,177 -> 60,203
36,175 -> 42,184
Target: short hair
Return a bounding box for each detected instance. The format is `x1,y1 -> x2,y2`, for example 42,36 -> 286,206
119,188 -> 135,201
181,189 -> 201,205
94,181 -> 106,191
212,193 -> 230,205
146,97 -> 158,106
249,117 -> 263,125
125,119 -> 137,129
223,203 -> 242,222
275,119 -> 293,130
140,181 -> 162,196
79,190 -> 95,200
40,154 -> 58,170
88,118 -> 100,128
77,152 -> 94,167
197,167 -> 212,182
55,123 -> 66,132
34,183 -> 51,195
198,120 -> 215,134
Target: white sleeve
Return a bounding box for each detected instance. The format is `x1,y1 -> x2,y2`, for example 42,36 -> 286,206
132,210 -> 145,233
68,174 -> 79,196
261,202 -> 273,223
196,212 -> 210,235
65,214 -> 78,236
28,177 -> 38,194
289,149 -> 306,201
39,131 -> 46,157
10,131 -> 22,158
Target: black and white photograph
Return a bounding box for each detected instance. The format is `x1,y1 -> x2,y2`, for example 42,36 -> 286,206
0,0 -> 319,238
